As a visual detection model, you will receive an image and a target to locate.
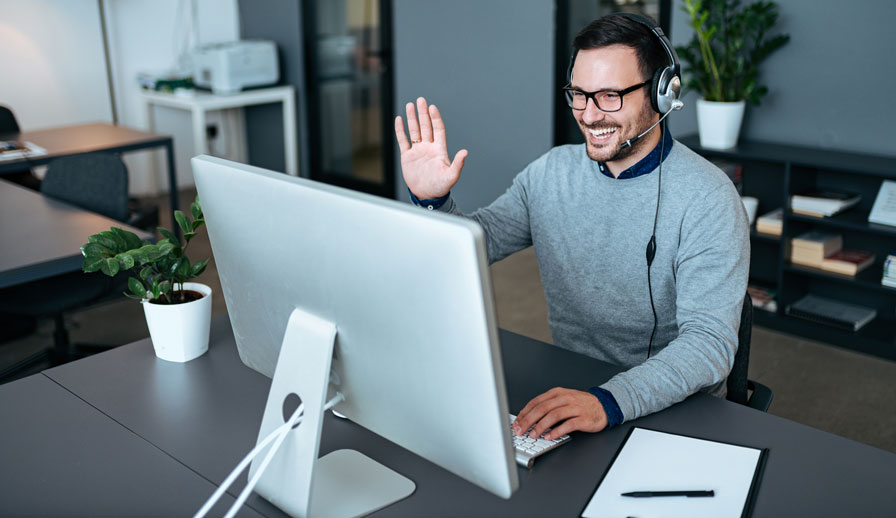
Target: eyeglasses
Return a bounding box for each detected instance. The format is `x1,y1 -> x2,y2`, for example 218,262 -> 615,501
563,80 -> 650,112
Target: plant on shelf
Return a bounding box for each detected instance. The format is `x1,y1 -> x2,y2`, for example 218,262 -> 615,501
675,0 -> 790,149
81,196 -> 210,304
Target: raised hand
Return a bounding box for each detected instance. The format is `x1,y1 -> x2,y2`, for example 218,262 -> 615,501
394,97 -> 468,200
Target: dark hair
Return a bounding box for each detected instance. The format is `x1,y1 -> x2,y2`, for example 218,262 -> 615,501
572,14 -> 667,83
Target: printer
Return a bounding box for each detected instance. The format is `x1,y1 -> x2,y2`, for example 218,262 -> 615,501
192,41 -> 279,94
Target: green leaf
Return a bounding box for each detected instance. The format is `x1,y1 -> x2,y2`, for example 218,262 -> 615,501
109,227 -> 135,251
158,280 -> 171,295
124,292 -> 144,300
116,252 -> 135,270
191,200 -> 202,221
118,228 -> 143,250
128,277 -> 147,298
157,240 -> 176,256
152,278 -> 160,300
157,227 -> 180,246
190,258 -> 209,277
82,254 -> 105,273
100,257 -> 120,277
88,233 -> 118,252
184,232 -> 197,243
139,266 -> 153,280
81,242 -> 110,259
174,211 -> 191,234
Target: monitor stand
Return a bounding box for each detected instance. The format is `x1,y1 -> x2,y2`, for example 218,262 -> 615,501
249,308 -> 416,517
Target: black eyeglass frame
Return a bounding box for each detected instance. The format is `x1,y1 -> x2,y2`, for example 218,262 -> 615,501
563,80 -> 650,112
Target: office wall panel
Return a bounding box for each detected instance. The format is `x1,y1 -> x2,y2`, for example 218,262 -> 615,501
669,0 -> 896,158
393,0 -> 555,211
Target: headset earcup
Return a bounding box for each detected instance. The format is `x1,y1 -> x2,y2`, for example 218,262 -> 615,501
650,68 -> 663,113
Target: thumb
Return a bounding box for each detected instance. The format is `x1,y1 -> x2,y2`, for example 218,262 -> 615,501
450,149 -> 468,176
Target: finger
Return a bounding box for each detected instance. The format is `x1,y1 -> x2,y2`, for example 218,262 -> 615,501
515,389 -> 566,435
530,405 -> 577,439
544,416 -> 587,441
405,102 -> 421,142
417,97 -> 434,142
430,104 -> 447,145
450,149 -> 468,177
394,116 -> 410,152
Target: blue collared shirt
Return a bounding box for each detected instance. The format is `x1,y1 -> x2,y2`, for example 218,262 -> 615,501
597,124 -> 674,179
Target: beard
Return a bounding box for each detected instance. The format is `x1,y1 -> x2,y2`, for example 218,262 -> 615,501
580,100 -> 658,163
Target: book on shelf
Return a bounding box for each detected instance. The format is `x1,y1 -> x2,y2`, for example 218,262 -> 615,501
819,249 -> 876,276
755,208 -> 783,236
790,190 -> 861,217
869,180 -> 896,227
883,253 -> 896,287
785,294 -> 877,332
791,231 -> 843,256
790,246 -> 825,268
747,285 -> 778,312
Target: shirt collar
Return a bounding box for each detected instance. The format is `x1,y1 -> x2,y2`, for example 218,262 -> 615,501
598,124 -> 673,180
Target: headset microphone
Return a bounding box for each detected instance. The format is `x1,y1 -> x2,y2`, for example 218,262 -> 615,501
619,99 -> 683,150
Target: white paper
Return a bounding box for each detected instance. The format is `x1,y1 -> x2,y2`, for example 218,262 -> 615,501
869,180 -> 896,227
581,428 -> 763,518
0,141 -> 47,162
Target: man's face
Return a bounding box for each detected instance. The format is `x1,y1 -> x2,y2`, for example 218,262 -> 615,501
571,45 -> 658,165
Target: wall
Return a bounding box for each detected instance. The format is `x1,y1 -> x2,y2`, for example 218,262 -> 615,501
0,0 -> 113,129
0,0 -> 242,196
392,0 -> 555,211
669,0 -> 896,158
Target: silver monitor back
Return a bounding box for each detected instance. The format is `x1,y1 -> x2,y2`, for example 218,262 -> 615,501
191,156 -> 518,499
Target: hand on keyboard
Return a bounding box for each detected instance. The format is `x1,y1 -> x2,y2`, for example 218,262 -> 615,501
512,387 -> 609,440
508,414 -> 570,469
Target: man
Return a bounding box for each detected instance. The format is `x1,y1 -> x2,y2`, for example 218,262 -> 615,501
394,14 -> 749,440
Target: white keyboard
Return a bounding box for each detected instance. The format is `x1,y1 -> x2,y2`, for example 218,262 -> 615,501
508,414 -> 571,468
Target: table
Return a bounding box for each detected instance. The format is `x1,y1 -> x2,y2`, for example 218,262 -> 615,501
141,86 -> 298,176
0,122 -> 179,233
5,315 -> 896,516
0,179 -> 151,289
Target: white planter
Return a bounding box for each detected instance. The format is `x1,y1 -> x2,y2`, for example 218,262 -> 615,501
142,282 -> 212,363
696,98 -> 746,150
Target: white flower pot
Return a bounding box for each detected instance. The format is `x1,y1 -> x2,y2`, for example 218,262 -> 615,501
696,98 -> 746,150
142,282 -> 212,363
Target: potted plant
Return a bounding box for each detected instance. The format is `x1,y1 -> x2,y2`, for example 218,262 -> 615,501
676,0 -> 790,149
80,196 -> 212,362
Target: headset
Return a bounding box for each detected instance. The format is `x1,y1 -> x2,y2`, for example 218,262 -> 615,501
566,13 -> 682,358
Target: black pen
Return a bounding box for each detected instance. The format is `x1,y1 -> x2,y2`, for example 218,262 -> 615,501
621,490 -> 714,498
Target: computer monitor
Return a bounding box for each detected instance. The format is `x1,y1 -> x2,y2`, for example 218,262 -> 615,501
192,156 -> 518,516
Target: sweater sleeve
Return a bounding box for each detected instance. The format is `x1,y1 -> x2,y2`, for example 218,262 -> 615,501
599,182 -> 750,422
436,165 -> 536,265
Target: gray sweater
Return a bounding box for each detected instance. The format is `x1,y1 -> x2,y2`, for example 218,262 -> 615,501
439,141 -> 750,422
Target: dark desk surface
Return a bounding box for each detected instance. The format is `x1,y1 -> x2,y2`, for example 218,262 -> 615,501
0,122 -> 170,173
0,373 -> 264,517
0,179 -> 151,289
38,315 -> 896,517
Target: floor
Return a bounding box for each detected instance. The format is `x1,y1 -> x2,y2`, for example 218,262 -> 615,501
3,187 -> 895,454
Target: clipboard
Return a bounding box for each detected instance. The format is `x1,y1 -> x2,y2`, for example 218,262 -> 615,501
580,427 -> 768,518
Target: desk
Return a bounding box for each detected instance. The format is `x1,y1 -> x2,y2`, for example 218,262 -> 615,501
5,315 -> 896,516
0,180 -> 151,289
141,86 -> 298,176
0,122 -> 179,234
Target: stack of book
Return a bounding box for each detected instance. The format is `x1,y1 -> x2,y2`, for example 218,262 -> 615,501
884,253 -> 896,288
755,208 -> 783,236
786,294 -> 877,331
789,231 -> 876,276
790,191 -> 860,218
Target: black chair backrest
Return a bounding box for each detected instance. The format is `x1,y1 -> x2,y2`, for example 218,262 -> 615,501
0,105 -> 21,136
41,153 -> 130,222
726,292 -> 753,405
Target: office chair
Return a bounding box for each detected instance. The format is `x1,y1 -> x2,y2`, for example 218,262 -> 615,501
0,154 -> 143,383
726,292 -> 774,411
0,105 -> 42,191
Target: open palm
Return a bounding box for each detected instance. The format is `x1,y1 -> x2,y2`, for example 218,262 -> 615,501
394,97 -> 467,200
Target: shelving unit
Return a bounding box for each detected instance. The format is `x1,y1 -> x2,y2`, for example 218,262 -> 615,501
680,135 -> 896,361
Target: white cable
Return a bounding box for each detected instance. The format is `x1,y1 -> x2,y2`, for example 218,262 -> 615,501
195,393 -> 345,518
193,404 -> 303,518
